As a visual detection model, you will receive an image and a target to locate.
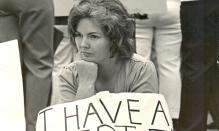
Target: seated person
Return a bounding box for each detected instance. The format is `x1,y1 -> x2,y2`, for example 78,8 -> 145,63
57,0 -> 158,103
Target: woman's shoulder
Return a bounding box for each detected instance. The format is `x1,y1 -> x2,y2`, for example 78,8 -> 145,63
128,53 -> 155,68
123,54 -> 158,93
124,53 -> 156,76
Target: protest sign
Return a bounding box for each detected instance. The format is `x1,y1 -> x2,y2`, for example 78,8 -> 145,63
36,92 -> 173,131
0,40 -> 25,131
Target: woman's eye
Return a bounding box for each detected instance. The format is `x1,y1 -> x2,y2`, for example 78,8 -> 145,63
88,35 -> 99,39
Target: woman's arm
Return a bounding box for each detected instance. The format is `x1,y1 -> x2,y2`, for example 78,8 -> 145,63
129,60 -> 159,93
58,60 -> 98,103
74,60 -> 98,100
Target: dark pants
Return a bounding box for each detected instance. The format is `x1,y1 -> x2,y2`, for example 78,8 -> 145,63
209,7 -> 219,127
179,1 -> 219,131
0,0 -> 54,131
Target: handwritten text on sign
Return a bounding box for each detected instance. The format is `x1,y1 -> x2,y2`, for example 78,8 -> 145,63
36,92 -> 173,131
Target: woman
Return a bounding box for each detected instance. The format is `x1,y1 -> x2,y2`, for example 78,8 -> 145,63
58,0 -> 158,103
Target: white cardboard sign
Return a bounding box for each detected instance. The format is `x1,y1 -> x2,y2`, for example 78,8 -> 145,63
0,40 -> 25,131
36,92 -> 173,131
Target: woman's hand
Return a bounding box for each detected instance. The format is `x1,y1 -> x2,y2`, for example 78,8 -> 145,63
75,60 -> 98,84
75,60 -> 98,100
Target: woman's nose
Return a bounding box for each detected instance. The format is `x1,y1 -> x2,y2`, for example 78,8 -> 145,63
80,37 -> 90,49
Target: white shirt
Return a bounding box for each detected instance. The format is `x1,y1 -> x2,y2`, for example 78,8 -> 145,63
120,0 -> 167,14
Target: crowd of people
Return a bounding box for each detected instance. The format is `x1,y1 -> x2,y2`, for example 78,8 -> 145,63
0,0 -> 219,131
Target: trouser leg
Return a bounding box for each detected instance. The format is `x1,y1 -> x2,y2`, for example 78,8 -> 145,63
179,2 -> 207,131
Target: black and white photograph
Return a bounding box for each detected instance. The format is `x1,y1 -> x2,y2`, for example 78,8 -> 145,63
0,0 -> 218,131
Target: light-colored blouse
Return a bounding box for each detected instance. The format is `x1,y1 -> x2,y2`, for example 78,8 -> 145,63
58,54 -> 158,103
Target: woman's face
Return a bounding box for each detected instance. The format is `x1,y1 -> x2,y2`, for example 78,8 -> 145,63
74,18 -> 112,64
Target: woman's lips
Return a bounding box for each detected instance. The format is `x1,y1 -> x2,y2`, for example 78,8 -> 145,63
80,51 -> 93,57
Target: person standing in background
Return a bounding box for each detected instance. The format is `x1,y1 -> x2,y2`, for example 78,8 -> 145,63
51,24 -> 74,105
127,0 -> 182,126
0,0 -> 54,131
50,0 -> 78,105
208,7 -> 219,129
179,0 -> 219,130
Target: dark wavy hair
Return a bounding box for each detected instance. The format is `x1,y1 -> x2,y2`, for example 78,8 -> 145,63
68,0 -> 135,58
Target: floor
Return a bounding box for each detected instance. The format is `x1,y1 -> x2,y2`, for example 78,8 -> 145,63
173,114 -> 219,131
208,114 -> 219,131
